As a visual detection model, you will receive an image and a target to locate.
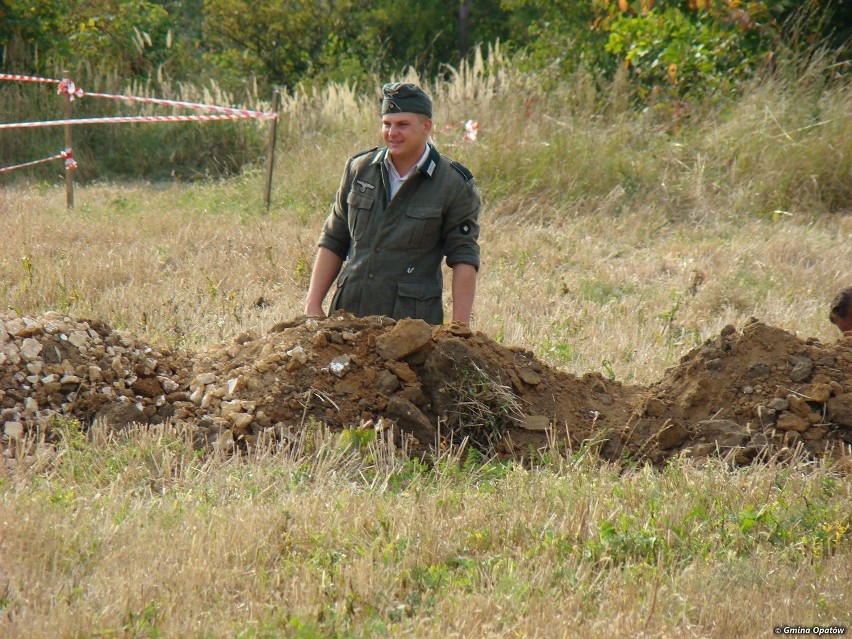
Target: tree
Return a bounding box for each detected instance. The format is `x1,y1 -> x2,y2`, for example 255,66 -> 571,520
202,0 -> 366,88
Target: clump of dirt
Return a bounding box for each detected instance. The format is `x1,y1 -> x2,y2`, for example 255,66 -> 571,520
2,311 -> 850,467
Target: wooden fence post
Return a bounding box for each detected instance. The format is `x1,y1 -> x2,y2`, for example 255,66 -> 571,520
63,74 -> 74,210
263,90 -> 281,210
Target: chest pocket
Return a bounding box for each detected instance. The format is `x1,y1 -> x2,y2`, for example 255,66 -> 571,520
347,190 -> 374,242
395,205 -> 443,249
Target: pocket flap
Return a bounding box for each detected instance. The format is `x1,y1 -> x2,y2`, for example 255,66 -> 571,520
347,190 -> 374,209
405,206 -> 442,220
397,280 -> 442,301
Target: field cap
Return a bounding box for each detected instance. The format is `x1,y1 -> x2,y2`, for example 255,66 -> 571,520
381,82 -> 432,118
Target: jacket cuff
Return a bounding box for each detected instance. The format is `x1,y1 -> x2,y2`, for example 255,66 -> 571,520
446,251 -> 480,271
318,235 -> 349,260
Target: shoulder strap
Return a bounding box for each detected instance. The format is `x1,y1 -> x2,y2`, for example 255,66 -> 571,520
450,160 -> 474,182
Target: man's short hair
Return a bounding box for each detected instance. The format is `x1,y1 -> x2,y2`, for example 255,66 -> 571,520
829,286 -> 852,324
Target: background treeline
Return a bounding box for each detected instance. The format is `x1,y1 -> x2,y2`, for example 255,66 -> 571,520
3,0 -> 850,93
0,0 -> 850,182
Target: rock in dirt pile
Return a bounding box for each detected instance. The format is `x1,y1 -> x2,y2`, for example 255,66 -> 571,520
1,311 -> 851,466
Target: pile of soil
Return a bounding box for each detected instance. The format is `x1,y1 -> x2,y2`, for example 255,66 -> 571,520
2,311 -> 850,466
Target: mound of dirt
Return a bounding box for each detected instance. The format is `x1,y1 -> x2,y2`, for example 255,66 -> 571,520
2,311 -> 850,466
628,319 -> 852,464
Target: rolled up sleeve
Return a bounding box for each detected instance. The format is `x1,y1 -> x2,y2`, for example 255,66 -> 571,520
442,179 -> 481,270
317,159 -> 353,260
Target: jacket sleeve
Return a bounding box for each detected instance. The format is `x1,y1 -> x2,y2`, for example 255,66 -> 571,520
317,159 -> 354,260
441,176 -> 481,270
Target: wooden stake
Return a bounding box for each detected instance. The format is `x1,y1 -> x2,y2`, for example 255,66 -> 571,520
263,90 -> 281,210
63,78 -> 74,210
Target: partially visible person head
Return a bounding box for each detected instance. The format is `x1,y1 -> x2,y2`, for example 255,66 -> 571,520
829,286 -> 852,333
380,82 -> 433,161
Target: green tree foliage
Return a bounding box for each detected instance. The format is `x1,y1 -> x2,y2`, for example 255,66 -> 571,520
363,0 -> 515,77
601,0 -> 799,98
1,0 -> 848,95
1,0 -> 181,76
499,0 -> 613,74
202,0 -> 363,88
200,0 -> 515,88
1,0 -> 71,72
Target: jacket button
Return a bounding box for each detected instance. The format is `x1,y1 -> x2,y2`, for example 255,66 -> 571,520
368,273 -> 374,279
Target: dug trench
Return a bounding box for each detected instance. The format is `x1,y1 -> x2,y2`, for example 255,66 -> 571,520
1,311 -> 851,467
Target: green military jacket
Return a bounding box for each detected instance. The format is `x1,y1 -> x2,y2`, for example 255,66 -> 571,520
318,144 -> 481,325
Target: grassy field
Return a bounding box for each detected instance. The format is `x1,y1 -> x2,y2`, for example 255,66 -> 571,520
1,51 -> 851,637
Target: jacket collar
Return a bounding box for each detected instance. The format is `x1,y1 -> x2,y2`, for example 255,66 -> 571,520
371,143 -> 440,178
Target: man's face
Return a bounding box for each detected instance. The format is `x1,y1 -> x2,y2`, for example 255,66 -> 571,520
382,112 -> 431,160
833,313 -> 852,333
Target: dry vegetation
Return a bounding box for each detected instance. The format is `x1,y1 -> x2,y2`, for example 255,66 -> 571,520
1,50 -> 851,637
1,424 -> 850,637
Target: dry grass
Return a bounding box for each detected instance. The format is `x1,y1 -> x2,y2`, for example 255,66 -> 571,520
1,179 -> 849,384
2,48 -> 849,382
1,50 -> 851,637
1,423 -> 850,638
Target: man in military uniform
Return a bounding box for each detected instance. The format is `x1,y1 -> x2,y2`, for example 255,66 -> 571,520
304,82 -> 481,325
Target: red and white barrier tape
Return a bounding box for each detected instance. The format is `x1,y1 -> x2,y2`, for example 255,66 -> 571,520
0,73 -> 59,85
0,148 -> 77,174
80,90 -> 274,118
0,112 -> 274,130
2,73 -> 275,118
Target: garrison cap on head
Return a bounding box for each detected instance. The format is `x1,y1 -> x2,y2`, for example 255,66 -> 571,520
381,82 -> 432,118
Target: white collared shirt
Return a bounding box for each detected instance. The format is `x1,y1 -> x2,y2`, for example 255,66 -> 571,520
385,145 -> 431,199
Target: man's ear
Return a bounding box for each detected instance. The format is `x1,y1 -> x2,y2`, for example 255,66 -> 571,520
423,117 -> 433,135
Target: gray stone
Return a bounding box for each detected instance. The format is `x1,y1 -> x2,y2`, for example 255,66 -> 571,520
695,419 -> 749,448
376,369 -> 401,395
193,373 -> 217,387
747,362 -> 770,378
385,395 -> 435,444
231,413 -> 254,429
20,338 -> 43,361
705,358 -> 723,371
159,376 -> 179,393
220,400 -> 243,417
789,357 -> 813,383
520,415 -> 551,432
4,422 -> 23,440
5,319 -> 27,336
329,355 -> 352,378
768,398 -> 789,411
68,331 -> 88,349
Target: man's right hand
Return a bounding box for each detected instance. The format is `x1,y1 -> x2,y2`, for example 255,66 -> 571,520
303,247 -> 344,318
304,302 -> 326,317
